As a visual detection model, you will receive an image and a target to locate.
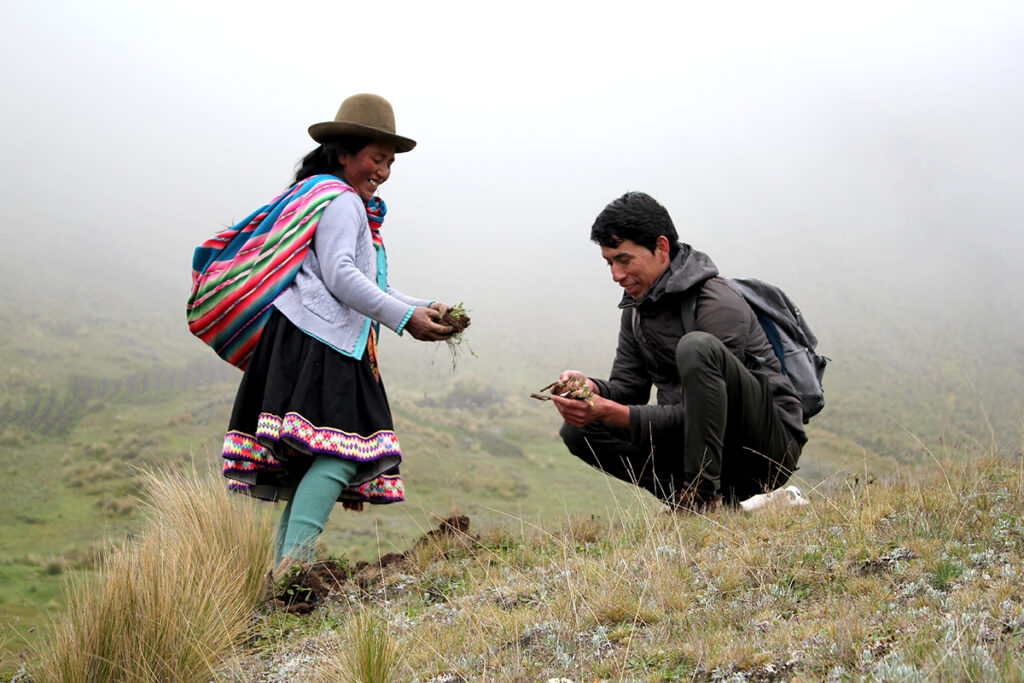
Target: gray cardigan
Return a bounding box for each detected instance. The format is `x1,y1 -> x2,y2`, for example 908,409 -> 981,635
273,191 -> 433,359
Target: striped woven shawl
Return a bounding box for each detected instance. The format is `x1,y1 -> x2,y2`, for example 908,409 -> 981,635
187,174 -> 384,369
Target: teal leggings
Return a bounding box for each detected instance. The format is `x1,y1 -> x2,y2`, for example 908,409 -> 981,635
275,455 -> 359,563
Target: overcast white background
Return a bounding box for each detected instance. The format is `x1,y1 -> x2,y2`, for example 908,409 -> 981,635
2,0 -> 1022,376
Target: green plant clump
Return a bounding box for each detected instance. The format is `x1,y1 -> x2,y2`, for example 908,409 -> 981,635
442,302 -> 475,368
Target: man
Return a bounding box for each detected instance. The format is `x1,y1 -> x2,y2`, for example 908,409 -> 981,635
551,192 -> 806,511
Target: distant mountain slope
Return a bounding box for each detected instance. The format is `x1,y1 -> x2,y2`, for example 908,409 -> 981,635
1,231 -> 1021,668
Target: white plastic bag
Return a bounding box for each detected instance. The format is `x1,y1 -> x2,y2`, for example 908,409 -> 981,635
739,485 -> 809,512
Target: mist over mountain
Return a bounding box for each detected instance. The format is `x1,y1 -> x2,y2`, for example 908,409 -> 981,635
4,6 -> 1024,666
2,0 -> 1023,551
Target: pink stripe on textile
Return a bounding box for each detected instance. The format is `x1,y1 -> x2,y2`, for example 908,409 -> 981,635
255,411 -> 402,461
348,475 -> 405,503
188,176 -> 357,369
190,245 -> 308,338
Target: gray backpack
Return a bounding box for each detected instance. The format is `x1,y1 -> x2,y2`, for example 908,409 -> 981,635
681,278 -> 827,423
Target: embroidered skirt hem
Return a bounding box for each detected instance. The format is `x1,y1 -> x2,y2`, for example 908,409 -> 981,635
220,307 -> 404,504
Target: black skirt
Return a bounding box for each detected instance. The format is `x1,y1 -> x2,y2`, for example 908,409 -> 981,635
221,308 -> 404,503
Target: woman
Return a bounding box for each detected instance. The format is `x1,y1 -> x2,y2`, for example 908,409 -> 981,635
220,94 -> 456,570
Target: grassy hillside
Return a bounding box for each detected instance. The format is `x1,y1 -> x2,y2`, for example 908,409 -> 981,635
1,244 -> 1021,674
235,439 -> 1024,681
0,251 -> 648,667
16,434 -> 1024,681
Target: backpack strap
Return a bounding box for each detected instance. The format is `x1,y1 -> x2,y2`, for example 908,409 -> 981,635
754,311 -> 788,375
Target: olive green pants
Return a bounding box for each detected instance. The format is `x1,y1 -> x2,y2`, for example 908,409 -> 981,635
560,332 -> 802,504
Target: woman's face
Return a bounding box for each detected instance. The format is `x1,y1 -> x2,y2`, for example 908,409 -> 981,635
338,140 -> 396,202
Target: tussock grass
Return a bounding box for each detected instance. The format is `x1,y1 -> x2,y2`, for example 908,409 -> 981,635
19,434 -> 1024,681
315,608 -> 401,683
239,434 -> 1024,681
30,467 -> 274,683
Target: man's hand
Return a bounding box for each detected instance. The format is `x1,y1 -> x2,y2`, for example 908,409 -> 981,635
549,370 -> 631,428
555,370 -> 599,397
551,392 -> 601,427
405,306 -> 454,341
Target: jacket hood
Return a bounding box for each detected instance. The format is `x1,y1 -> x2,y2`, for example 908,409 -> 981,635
619,243 -> 719,307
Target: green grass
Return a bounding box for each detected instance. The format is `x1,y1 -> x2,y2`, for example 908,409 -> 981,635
29,468 -> 274,682
320,608 -> 401,683
0,351 -> 638,672
0,386 -> 238,666
230,436 -> 1024,681
10,427 -> 1024,681
2,246 -> 1024,677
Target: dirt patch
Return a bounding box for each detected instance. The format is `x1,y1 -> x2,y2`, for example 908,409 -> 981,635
268,559 -> 350,614
267,516 -> 475,614
350,515 -> 474,585
414,514 -> 471,545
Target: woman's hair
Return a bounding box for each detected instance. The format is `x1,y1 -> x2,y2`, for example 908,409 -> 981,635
292,135 -> 374,184
590,191 -> 680,257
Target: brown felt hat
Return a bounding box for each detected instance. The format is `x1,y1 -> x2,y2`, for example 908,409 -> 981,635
308,93 -> 416,153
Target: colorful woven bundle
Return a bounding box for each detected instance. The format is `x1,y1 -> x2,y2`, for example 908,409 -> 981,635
367,202 -> 386,250
187,174 -> 384,369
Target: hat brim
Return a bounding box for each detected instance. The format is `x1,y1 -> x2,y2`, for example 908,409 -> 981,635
307,121 -> 417,153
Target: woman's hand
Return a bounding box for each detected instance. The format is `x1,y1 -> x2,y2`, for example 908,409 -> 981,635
405,306 -> 454,341
429,301 -> 452,317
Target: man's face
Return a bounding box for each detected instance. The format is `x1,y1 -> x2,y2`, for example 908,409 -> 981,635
600,236 -> 671,299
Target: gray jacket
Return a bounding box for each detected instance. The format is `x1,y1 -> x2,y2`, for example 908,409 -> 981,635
592,243 -> 806,446
273,192 -> 432,359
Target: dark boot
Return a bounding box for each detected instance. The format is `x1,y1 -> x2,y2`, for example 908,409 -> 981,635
668,488 -> 723,515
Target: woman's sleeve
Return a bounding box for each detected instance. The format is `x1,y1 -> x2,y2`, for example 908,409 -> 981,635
315,196 -> 414,332
385,284 -> 433,308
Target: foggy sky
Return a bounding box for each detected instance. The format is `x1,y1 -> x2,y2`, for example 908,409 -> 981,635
2,0 -> 1023,358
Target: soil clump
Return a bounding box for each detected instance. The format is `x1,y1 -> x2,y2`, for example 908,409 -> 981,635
267,515 -> 475,613
439,306 -> 471,334
439,303 -> 474,368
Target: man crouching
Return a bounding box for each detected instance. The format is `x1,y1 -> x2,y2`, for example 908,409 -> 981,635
551,192 -> 806,512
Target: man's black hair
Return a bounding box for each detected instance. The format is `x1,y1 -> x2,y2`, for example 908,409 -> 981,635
292,135 -> 374,184
590,191 -> 679,256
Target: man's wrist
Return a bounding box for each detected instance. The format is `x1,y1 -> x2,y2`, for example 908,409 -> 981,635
597,399 -> 630,429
